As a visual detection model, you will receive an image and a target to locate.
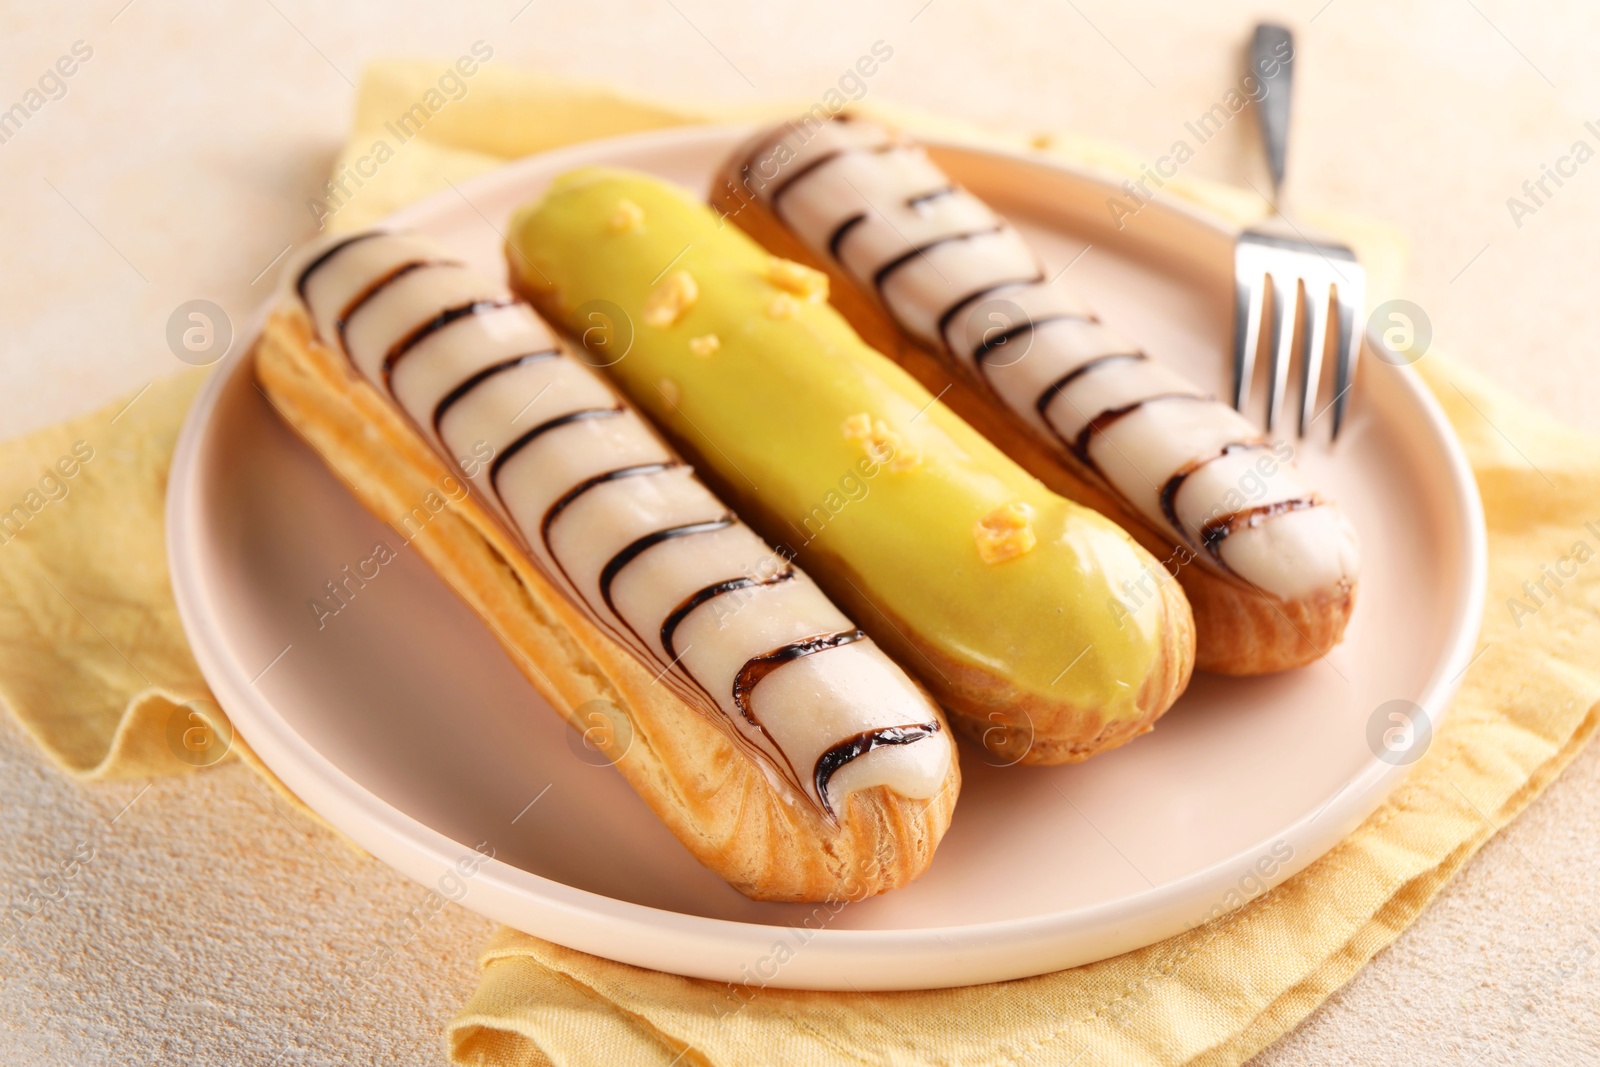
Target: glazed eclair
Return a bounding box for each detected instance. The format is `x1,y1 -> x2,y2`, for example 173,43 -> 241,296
507,169 -> 1195,766
712,116 -> 1360,676
255,231 -> 958,902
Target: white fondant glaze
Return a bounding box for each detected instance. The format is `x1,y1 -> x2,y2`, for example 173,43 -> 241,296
744,118 -> 1360,600
286,231 -> 950,817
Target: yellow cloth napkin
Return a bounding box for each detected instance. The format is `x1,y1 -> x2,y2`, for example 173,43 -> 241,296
4,59 -> 1598,1066
0,370 -> 305,803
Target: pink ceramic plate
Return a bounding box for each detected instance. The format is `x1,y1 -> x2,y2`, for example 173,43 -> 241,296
166,125 -> 1485,990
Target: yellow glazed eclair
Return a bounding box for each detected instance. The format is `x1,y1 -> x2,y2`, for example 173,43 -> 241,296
711,116 -> 1360,676
254,231 -> 959,902
506,168 -> 1195,766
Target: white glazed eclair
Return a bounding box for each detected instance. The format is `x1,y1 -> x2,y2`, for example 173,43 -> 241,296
254,230 -> 958,901
713,116 -> 1359,675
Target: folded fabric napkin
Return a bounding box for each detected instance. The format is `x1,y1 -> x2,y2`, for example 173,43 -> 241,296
4,61 -> 1599,1067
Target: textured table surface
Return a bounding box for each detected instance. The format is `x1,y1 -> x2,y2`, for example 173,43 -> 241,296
2,1 -> 1597,1064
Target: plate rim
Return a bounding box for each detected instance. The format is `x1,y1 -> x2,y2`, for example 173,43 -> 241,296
166,121 -> 1488,989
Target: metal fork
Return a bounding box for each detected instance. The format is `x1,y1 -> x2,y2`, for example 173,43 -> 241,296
1232,22 -> 1365,441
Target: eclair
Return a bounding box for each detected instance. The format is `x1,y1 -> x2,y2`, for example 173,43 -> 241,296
710,116 -> 1360,675
254,231 -> 959,902
506,169 -> 1195,766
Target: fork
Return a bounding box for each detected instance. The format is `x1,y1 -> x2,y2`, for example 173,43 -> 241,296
1232,22 -> 1365,441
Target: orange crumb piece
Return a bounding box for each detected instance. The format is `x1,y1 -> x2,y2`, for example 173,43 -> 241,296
841,413 -> 921,473
767,256 -> 829,301
973,503 -> 1037,564
642,270 -> 697,327
609,198 -> 645,233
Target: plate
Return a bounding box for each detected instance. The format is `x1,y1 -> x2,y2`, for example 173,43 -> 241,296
166,124 -> 1486,990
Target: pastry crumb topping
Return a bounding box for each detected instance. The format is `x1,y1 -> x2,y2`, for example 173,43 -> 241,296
643,270 -> 698,328
609,198 -> 645,233
768,257 -> 829,302
766,293 -> 801,319
841,412 -> 921,473
840,412 -> 873,440
658,378 -> 681,407
688,333 -> 720,358
973,503 -> 1037,564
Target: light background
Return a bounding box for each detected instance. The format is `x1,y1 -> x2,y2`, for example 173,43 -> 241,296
1,1 -> 1597,1064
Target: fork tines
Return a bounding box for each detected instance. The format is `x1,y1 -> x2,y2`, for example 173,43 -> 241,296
1232,230 -> 1365,441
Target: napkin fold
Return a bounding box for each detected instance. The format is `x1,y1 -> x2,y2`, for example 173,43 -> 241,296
0,369 -> 217,779
5,60 -> 1599,1067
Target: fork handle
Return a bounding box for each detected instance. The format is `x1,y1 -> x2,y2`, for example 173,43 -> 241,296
1250,23 -> 1294,201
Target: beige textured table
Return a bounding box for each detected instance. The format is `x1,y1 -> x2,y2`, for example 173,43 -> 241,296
3,1 -> 1597,1063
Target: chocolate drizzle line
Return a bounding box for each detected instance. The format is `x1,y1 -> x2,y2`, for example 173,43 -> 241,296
381,299 -> 516,392
1068,392 -> 1206,465
733,631 -> 867,729
905,184 -> 959,210
934,274 -> 1045,344
1200,497 -> 1320,558
828,212 -> 867,260
1034,353 -> 1148,422
597,517 -> 736,622
813,722 -> 941,819
767,139 -> 904,209
730,630 -> 868,791
971,313 -> 1094,365
489,406 -> 624,491
871,226 -> 1004,291
431,349 -> 561,440
768,149 -> 848,207
335,259 -> 462,351
540,463 -> 683,547
295,231 -> 386,301
659,567 -> 796,662
535,462 -> 691,677
1157,441 -> 1266,548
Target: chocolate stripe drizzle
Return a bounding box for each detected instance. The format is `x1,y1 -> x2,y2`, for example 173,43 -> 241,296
530,464 -> 732,721
934,274 -> 1045,344
597,517 -> 736,622
768,139 -> 903,208
905,184 -> 959,210
381,299 -> 516,392
732,631 -> 867,730
730,630 -> 867,785
431,349 -> 561,440
295,231 -> 386,301
1068,392 -> 1206,465
1157,441 -> 1266,547
813,722 -> 941,819
489,406 -> 624,490
871,225 -> 1004,291
1200,497 -> 1320,557
1034,353 -> 1148,421
971,313 -> 1093,365
540,462 -> 682,547
536,462 -> 693,678
335,259 -> 462,351
828,212 -> 867,260
659,567 -> 796,662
